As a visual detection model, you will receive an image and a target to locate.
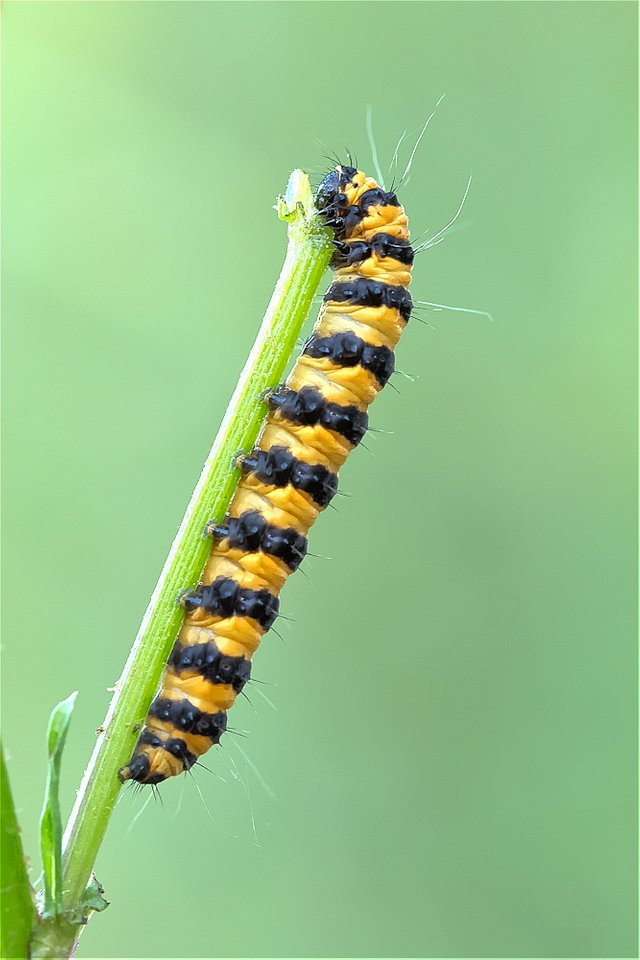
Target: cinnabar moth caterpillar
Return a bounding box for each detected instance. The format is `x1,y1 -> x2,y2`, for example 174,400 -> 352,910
119,165 -> 413,785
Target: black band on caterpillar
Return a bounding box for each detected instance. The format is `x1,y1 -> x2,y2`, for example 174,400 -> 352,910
331,233 -> 415,268
268,385 -> 368,446
139,730 -> 198,772
211,510 -> 307,571
240,445 -> 338,508
182,576 -> 279,630
355,186 -> 400,210
170,640 -> 251,692
303,333 -> 395,387
324,278 -> 413,322
119,162 -> 414,785
342,192 -> 400,236
316,170 -> 400,238
148,697 -> 227,743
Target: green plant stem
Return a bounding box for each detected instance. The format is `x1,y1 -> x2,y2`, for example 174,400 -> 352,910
1,742 -> 37,959
42,171 -> 331,957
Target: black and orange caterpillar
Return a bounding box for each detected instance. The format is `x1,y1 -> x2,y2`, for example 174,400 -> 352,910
119,165 -> 413,785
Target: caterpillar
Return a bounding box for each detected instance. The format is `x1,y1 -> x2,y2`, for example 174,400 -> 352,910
118,164 -> 413,785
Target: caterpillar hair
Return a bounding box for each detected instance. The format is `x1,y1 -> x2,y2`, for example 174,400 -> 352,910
119,164 -> 414,785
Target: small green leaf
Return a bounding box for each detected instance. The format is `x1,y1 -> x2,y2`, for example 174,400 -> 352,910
78,875 -> 110,919
39,692 -> 77,918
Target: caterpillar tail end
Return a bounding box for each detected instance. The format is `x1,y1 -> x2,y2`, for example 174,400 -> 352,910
117,752 -> 162,785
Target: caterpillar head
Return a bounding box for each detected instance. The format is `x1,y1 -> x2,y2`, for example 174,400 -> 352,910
316,166 -> 353,238
316,164 -> 359,210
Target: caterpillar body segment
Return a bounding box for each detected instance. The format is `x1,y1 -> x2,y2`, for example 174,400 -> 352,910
119,164 -> 414,785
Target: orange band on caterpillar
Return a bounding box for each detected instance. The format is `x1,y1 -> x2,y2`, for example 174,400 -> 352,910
119,165 -> 413,785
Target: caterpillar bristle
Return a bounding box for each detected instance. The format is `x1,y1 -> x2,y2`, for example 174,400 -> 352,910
119,162 -> 414,786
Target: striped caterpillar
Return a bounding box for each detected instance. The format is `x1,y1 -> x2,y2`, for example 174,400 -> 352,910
119,164 -> 413,785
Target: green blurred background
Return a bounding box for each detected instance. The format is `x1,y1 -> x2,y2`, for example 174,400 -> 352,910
2,2 -> 637,957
